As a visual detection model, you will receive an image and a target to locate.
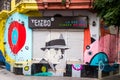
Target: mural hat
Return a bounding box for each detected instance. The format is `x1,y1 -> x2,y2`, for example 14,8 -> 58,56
41,34 -> 69,50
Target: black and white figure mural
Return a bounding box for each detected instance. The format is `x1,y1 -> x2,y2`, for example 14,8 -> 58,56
41,33 -> 69,72
32,29 -> 84,77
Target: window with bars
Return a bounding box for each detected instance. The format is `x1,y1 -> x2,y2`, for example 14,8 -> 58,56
0,0 -> 11,11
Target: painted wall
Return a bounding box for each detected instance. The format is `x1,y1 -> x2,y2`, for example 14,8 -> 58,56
84,20 -> 118,72
0,20 -> 6,63
3,10 -> 119,76
29,10 -> 98,76
4,13 -> 32,65
3,10 -> 98,76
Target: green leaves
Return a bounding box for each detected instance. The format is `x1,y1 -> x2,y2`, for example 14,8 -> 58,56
93,0 -> 120,26
62,0 -> 66,5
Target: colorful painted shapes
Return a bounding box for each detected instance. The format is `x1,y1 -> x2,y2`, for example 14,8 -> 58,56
0,50 -> 5,63
89,52 -> 116,72
72,64 -> 83,71
90,52 -> 108,66
8,21 -> 26,54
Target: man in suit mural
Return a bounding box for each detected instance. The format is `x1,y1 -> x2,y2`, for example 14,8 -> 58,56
41,33 -> 69,74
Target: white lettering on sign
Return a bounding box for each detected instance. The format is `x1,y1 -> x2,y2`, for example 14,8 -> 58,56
31,19 -> 51,27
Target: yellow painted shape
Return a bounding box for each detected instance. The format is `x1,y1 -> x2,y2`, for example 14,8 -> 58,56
0,20 -> 6,57
24,66 -> 29,71
0,19 -> 15,65
41,66 -> 47,72
10,0 -> 41,16
11,0 -> 16,11
5,54 -> 15,65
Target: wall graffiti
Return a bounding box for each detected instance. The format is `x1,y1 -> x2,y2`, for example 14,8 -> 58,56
40,33 -> 68,72
4,12 -> 32,63
8,21 -> 26,54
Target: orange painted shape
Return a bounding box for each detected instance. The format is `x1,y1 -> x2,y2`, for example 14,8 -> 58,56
84,28 -> 91,52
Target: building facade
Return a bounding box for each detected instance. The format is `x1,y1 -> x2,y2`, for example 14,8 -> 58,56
0,0 -> 120,78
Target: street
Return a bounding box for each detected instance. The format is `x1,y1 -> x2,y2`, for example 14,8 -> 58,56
0,67 -> 98,80
0,67 -> 120,80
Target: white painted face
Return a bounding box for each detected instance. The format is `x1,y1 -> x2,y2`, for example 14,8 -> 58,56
44,48 -> 64,64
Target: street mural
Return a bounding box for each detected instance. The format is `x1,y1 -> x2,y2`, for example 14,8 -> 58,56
32,33 -> 69,76
4,13 -> 32,69
3,12 -> 119,77
40,33 -> 68,71
0,0 -> 119,78
8,21 -> 26,54
84,21 -> 118,72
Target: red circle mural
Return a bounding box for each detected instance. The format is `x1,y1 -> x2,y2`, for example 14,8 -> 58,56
8,21 -> 26,54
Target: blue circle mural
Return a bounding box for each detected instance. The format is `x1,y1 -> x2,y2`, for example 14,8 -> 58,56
12,28 -> 18,45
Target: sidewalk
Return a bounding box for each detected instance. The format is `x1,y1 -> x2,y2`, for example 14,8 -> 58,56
1,67 -> 120,80
0,68 -> 98,80
101,74 -> 120,80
